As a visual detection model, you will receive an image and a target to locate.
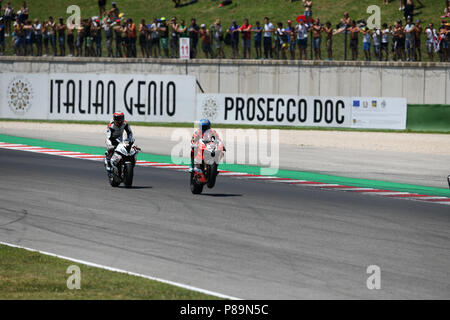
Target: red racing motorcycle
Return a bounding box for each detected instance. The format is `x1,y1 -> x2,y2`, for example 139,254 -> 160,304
190,131 -> 225,194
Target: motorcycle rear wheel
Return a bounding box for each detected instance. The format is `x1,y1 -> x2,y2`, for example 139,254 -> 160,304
109,174 -> 120,187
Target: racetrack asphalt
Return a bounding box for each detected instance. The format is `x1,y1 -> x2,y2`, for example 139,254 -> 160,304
1,123 -> 449,188
0,148 -> 449,299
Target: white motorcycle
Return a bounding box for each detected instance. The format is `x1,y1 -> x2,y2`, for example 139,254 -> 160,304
105,138 -> 140,188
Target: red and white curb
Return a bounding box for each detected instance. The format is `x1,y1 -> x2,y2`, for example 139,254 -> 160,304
2,142 -> 450,206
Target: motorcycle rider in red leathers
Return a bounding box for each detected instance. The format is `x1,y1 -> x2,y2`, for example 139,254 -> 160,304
190,119 -> 224,181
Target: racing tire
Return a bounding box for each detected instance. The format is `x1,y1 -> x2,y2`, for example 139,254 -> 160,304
190,173 -> 204,194
109,174 -> 120,187
207,163 -> 218,189
123,162 -> 134,188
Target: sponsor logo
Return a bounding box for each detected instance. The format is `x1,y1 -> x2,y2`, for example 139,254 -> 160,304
200,96 -> 219,121
7,76 -> 34,115
372,100 -> 377,108
353,100 -> 360,107
363,101 -> 369,108
381,100 -> 386,108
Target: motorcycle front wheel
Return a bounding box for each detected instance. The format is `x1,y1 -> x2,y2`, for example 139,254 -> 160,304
206,163 -> 218,189
123,162 -> 134,188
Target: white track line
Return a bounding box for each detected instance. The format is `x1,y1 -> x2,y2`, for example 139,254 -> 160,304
292,183 -> 339,187
12,146 -> 47,149
218,172 -> 250,176
433,201 -> 450,205
47,152 -> 84,155
0,144 -> 26,147
412,196 -> 448,200
1,146 -> 38,149
361,192 -> 412,196
243,176 -> 285,179
149,165 -> 188,169
140,162 -> 172,166
0,241 -> 239,300
26,149 -> 63,152
268,179 -> 307,183
58,154 -> 91,158
339,188 -> 376,191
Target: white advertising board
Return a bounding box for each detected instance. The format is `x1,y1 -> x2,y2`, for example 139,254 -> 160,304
197,94 -> 407,129
350,97 -> 407,130
0,73 -> 407,129
0,73 -> 197,122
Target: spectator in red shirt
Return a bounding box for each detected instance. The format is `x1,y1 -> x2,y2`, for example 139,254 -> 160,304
239,18 -> 252,59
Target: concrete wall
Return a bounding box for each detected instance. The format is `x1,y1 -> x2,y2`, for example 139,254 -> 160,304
0,57 -> 449,104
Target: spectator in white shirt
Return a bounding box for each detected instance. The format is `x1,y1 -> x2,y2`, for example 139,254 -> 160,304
296,19 -> 308,60
405,17 -> 416,61
361,26 -> 372,61
372,27 -> 381,60
425,23 -> 437,61
381,23 -> 390,61
263,17 -> 274,59
33,18 -> 42,56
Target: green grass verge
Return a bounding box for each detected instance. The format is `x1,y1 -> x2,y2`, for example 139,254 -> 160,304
0,244 -> 219,300
407,105 -> 450,133
1,118 -> 449,134
1,133 -> 449,197
1,0 -> 446,62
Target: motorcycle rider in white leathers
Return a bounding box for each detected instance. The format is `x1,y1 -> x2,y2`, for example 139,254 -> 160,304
105,111 -> 133,171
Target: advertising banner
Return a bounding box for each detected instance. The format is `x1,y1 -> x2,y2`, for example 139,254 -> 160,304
197,94 -> 407,129
350,97 -> 407,130
0,73 -> 407,130
0,73 -> 197,122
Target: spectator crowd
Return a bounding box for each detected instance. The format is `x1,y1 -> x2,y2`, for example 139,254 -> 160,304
0,0 -> 449,62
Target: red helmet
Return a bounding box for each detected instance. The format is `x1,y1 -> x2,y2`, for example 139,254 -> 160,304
113,111 -> 125,126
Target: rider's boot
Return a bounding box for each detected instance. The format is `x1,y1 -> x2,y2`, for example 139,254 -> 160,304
189,150 -> 195,173
194,167 -> 202,173
105,151 -> 112,174
194,167 -> 207,183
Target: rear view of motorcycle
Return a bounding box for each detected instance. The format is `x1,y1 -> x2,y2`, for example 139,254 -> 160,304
190,131 -> 225,194
105,139 -> 141,188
